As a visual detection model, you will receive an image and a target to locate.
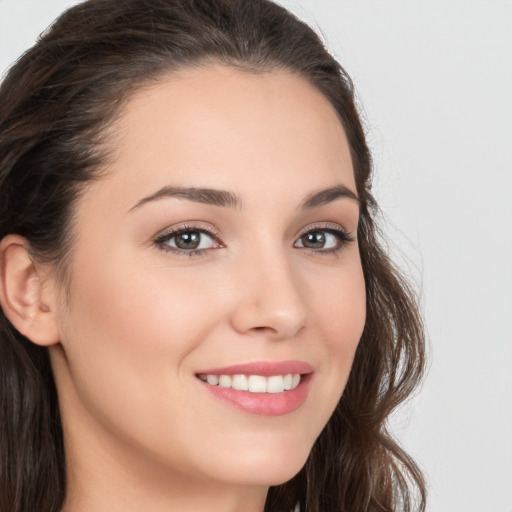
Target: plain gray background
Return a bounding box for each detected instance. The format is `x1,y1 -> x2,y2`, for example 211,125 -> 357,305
1,1 -> 511,511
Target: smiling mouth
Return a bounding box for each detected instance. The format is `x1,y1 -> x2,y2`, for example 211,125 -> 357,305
196,361 -> 312,416
197,373 -> 301,393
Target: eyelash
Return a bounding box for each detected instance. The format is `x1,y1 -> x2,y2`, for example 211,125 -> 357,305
153,224 -> 222,257
296,224 -> 355,256
153,223 -> 355,257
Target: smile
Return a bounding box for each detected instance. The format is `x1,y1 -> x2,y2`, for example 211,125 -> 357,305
198,373 -> 301,393
196,361 -> 313,416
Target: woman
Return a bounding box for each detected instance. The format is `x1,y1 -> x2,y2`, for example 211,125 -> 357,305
0,0 -> 426,511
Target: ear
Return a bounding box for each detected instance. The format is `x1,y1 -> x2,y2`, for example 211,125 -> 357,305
0,234 -> 60,346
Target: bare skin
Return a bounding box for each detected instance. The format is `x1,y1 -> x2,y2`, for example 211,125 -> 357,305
0,65 -> 365,512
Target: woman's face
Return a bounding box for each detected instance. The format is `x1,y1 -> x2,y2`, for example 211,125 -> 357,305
50,65 -> 366,492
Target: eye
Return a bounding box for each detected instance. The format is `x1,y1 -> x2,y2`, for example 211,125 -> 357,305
294,227 -> 353,253
167,230 -> 213,250
154,226 -> 221,255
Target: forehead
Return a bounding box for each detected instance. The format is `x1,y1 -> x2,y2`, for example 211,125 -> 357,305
86,65 -> 355,214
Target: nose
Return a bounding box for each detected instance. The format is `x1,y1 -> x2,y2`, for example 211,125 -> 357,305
229,251 -> 307,340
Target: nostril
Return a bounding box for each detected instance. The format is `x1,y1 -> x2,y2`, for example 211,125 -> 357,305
253,326 -> 275,332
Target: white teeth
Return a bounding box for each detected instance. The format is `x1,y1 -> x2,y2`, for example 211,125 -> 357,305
206,375 -> 219,385
218,375 -> 232,388
267,375 -> 285,393
248,375 -> 267,393
198,373 -> 302,393
232,374 -> 249,391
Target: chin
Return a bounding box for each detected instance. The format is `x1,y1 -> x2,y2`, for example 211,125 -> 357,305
219,461 -> 306,488
204,436 -> 312,487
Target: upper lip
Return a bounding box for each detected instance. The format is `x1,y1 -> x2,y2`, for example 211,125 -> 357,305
196,360 -> 313,377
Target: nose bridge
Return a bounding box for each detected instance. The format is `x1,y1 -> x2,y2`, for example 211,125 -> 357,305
230,238 -> 307,339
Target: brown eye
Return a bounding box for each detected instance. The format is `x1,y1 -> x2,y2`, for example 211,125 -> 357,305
294,228 -> 351,252
299,231 -> 326,249
158,228 -> 218,252
174,231 -> 202,250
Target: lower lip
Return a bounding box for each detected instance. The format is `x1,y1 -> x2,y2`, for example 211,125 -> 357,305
198,374 -> 312,416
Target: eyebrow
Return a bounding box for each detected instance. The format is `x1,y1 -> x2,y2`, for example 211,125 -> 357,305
129,186 -> 243,211
129,184 -> 359,212
300,185 -> 359,209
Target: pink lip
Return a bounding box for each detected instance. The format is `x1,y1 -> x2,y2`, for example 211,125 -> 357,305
196,360 -> 313,417
197,360 -> 314,377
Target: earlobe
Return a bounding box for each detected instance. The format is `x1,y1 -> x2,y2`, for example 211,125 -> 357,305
0,234 -> 60,346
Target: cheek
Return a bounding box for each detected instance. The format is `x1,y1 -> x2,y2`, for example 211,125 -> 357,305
55,251 -> 241,473
311,257 -> 366,353
57,250 -> 225,420
310,259 -> 366,407
67,253 -> 223,356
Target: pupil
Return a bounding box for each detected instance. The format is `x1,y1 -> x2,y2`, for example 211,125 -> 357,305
176,231 -> 200,249
303,231 -> 325,249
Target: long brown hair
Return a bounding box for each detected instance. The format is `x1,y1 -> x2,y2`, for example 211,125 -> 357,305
0,1 -> 426,510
